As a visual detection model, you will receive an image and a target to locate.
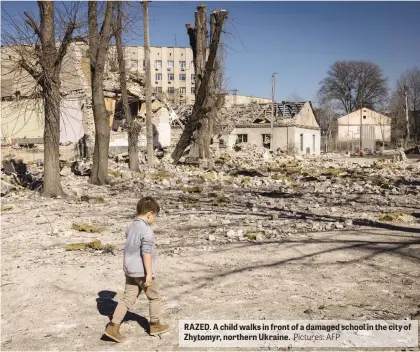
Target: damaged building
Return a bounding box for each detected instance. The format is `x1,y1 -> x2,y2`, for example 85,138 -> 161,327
1,43 -> 173,154
172,101 -> 321,155
102,72 -> 172,149
2,41 -> 320,158
1,44 -> 87,146
335,107 -> 391,150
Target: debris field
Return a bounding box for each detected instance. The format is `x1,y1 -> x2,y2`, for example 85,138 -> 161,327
1,146 -> 420,350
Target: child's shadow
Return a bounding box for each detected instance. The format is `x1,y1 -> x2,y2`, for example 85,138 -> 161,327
96,290 -> 150,340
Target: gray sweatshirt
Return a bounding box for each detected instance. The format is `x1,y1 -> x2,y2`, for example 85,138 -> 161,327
123,218 -> 156,278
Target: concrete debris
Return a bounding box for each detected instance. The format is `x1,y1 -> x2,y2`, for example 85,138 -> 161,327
397,149 -> 407,161
70,161 -> 92,177
121,171 -> 133,180
103,72 -> 145,99
211,142 -> 303,169
172,101 -> 313,142
1,179 -> 16,196
1,143 -> 419,245
226,229 -> 236,238
154,148 -> 165,160
2,159 -> 43,191
2,141 -> 420,350
405,145 -> 420,155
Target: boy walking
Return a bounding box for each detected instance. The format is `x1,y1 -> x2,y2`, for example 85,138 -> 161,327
104,196 -> 169,342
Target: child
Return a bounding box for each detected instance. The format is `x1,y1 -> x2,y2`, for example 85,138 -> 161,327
104,196 -> 169,342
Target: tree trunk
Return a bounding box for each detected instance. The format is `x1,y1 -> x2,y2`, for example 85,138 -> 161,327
11,2 -> 78,197
143,1 -> 154,168
115,1 -> 139,171
172,8 -> 228,164
188,5 -> 206,159
39,2 -> 64,197
88,1 -> 114,185
91,77 -> 111,184
203,12 -> 218,160
42,81 -> 64,197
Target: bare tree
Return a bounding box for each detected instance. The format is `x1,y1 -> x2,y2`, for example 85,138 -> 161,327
107,47 -> 119,73
2,2 -> 81,197
171,6 -> 228,164
114,1 -> 140,171
319,61 -> 388,115
393,67 -> 420,143
88,1 -> 115,185
187,6 -> 226,162
313,97 -> 340,153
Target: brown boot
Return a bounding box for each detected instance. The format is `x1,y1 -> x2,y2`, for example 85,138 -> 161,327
150,321 -> 169,336
104,322 -> 124,342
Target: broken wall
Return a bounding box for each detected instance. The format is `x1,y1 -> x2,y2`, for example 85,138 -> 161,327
153,107 -> 171,147
229,126 -> 292,151
1,96 -> 85,144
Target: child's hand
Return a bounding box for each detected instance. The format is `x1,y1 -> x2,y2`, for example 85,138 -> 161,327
144,274 -> 153,288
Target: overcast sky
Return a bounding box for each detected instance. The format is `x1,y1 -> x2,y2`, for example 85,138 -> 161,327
2,1 -> 420,102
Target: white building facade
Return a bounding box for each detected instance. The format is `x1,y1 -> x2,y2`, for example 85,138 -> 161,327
336,108 -> 391,144
108,46 -> 196,104
228,102 -> 321,155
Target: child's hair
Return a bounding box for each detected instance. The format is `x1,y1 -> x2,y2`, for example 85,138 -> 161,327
137,196 -> 160,215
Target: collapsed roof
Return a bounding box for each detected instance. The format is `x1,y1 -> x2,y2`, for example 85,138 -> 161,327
170,101 -> 310,131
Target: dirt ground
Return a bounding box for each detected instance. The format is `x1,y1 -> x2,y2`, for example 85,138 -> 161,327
2,215 -> 420,350
1,156 -> 420,351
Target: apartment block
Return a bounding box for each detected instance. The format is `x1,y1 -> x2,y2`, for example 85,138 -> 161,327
108,46 -> 196,104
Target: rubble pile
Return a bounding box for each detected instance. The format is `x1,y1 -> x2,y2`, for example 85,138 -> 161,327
212,142 -> 299,169
2,152 -> 419,351
405,145 -> 420,155
103,72 -> 145,99
2,147 -> 419,248
1,159 -> 44,194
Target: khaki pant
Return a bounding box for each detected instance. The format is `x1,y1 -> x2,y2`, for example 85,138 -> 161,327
112,276 -> 161,324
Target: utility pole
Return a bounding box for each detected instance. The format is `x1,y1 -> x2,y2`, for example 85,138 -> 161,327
346,88 -> 351,153
143,1 -> 153,167
232,89 -> 238,105
359,104 -> 363,152
271,73 -> 277,151
405,85 -> 410,146
347,110 -> 350,153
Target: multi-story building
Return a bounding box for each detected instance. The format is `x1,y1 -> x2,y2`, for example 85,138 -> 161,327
108,46 -> 196,104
